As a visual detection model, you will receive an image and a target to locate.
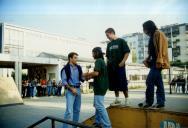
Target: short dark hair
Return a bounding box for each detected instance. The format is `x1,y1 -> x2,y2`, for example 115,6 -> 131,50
105,28 -> 115,34
143,20 -> 158,35
68,52 -> 78,61
92,47 -> 104,59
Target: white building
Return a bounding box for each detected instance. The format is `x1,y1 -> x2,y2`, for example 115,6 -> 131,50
160,23 -> 188,62
0,23 -> 98,93
122,33 -> 149,64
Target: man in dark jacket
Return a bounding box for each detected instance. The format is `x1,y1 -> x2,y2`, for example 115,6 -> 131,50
61,52 -> 84,128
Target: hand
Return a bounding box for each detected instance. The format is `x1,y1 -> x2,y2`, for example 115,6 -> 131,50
156,63 -> 162,69
119,61 -> 125,67
70,88 -> 77,95
83,72 -> 88,77
83,72 -> 92,81
143,60 -> 149,68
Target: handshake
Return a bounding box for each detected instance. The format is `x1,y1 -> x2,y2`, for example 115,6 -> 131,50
83,72 -> 93,81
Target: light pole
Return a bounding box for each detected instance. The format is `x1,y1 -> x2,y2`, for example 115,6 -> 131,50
169,26 -> 174,94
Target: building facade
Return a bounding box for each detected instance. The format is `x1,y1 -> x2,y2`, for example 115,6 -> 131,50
122,33 -> 149,64
0,23 -> 97,93
160,23 -> 188,62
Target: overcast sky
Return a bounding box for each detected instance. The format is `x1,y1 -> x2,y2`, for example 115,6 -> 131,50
0,0 -> 188,43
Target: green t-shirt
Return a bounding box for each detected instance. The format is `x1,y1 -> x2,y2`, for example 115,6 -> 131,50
106,38 -> 130,66
93,58 -> 109,96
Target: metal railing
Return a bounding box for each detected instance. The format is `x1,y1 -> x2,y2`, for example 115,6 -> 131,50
27,115 -> 95,128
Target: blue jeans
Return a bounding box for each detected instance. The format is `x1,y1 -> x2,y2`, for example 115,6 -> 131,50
30,86 -> 34,97
57,87 -> 62,96
47,86 -> 52,96
94,95 -> 111,128
146,66 -> 165,105
62,88 -> 81,128
52,87 -> 57,96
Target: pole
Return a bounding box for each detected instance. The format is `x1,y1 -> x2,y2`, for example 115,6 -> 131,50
169,26 -> 173,94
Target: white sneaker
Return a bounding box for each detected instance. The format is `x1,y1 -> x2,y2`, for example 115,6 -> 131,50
110,100 -> 121,106
121,99 -> 130,107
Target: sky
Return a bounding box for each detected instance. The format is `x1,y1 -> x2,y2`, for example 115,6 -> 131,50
0,0 -> 188,43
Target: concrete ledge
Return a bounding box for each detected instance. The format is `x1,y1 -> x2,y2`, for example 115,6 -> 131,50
83,106 -> 188,128
0,77 -> 23,106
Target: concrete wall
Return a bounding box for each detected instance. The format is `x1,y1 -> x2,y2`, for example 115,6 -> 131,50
0,77 -> 23,106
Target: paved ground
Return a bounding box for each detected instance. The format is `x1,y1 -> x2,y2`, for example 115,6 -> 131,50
0,87 -> 188,128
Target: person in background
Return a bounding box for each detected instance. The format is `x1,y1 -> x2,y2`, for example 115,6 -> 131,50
26,80 -> 30,97
170,77 -> 177,93
22,80 -> 27,98
36,80 -> 41,96
47,78 -> 52,96
30,78 -> 37,98
52,80 -> 57,96
41,79 -> 47,96
57,80 -> 63,96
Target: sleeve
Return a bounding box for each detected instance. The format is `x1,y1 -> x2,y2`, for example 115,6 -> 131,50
79,66 -> 85,82
94,59 -> 102,73
154,31 -> 164,63
61,69 -> 68,86
106,45 -> 109,59
122,39 -> 130,54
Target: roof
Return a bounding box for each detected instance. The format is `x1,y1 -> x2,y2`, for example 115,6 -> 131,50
38,52 -> 94,63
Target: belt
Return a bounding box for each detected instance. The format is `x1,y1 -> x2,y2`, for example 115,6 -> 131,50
66,85 -> 80,89
72,86 -> 80,88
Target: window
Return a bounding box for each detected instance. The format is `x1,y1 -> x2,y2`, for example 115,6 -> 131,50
142,75 -> 147,80
186,25 -> 188,31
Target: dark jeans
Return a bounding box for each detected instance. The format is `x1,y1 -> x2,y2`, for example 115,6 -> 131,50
57,86 -> 62,96
22,86 -> 27,98
42,87 -> 46,96
146,66 -> 165,105
30,86 -> 34,97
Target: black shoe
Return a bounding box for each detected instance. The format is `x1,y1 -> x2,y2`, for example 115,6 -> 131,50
152,103 -> 165,108
138,102 -> 152,108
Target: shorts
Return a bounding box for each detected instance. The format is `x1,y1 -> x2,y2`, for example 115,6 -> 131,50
107,64 -> 128,91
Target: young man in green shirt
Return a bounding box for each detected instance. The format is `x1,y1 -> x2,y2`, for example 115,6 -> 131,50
105,28 -> 130,106
85,47 -> 111,128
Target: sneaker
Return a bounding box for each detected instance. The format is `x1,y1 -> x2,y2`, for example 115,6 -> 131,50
138,102 -> 152,108
152,103 -> 165,108
110,100 -> 121,106
121,99 -> 130,107
92,123 -> 102,128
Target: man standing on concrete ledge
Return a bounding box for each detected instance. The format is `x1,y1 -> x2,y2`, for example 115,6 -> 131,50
105,28 -> 130,106
61,52 -> 84,128
138,20 -> 170,109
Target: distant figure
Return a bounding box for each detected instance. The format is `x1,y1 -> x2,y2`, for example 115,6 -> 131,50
47,78 -> 52,96
105,28 -> 130,106
84,47 -> 111,128
22,80 -> 27,98
170,77 -> 177,93
61,52 -> 84,128
41,79 -> 47,96
30,79 -> 37,97
52,80 -> 57,96
138,20 -> 170,108
176,76 -> 186,94
57,80 -> 63,96
36,80 -> 41,96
